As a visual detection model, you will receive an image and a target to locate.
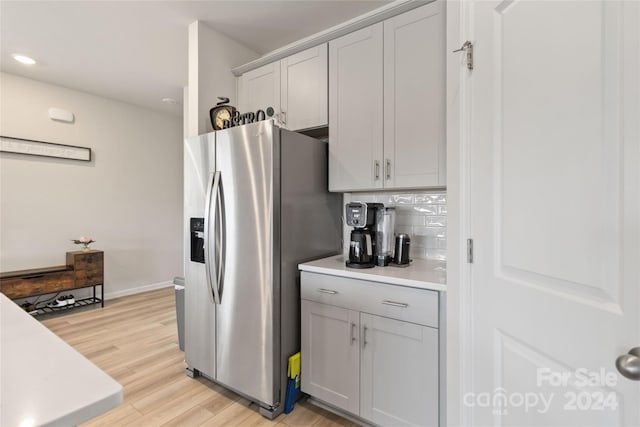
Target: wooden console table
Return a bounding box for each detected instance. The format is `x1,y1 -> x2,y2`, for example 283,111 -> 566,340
0,250 -> 104,315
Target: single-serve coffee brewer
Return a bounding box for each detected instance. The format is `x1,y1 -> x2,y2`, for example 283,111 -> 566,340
345,202 -> 382,268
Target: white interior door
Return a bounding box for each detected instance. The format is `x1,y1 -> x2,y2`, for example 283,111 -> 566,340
464,1 -> 640,425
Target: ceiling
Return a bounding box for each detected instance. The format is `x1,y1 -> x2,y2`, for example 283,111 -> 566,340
0,0 -> 390,116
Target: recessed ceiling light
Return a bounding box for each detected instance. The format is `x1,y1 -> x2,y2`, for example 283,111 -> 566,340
162,97 -> 178,105
12,54 -> 36,65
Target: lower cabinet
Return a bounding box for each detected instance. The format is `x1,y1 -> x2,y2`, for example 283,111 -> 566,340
360,313 -> 438,426
301,271 -> 441,426
301,300 -> 359,414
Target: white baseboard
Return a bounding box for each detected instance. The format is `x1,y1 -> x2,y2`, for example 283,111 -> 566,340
104,280 -> 174,301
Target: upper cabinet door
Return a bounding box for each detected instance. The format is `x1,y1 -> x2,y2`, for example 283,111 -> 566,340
281,44 -> 328,131
237,62 -> 281,118
329,24 -> 384,192
384,1 -> 446,189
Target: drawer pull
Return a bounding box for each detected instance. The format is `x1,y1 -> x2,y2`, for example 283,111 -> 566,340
351,323 -> 357,344
382,300 -> 409,308
317,289 -> 338,295
22,275 -> 44,280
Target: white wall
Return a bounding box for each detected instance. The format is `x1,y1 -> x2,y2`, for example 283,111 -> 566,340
187,21 -> 259,137
0,72 -> 183,299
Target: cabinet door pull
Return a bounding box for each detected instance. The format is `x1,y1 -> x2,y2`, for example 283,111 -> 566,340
374,161 -> 380,180
386,159 -> 391,180
317,288 -> 337,295
382,300 -> 409,308
351,323 -> 357,344
363,325 -> 368,347
280,110 -> 287,125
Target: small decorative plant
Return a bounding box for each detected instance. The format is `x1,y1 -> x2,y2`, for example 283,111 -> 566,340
71,236 -> 95,252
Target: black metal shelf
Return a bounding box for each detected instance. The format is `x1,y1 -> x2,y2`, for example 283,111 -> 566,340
33,296 -> 102,317
28,283 -> 104,319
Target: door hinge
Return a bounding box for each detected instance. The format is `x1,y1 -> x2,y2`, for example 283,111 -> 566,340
453,41 -> 473,70
467,238 -> 474,263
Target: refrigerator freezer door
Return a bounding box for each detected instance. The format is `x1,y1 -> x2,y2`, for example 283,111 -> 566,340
215,121 -> 279,407
184,133 -> 217,380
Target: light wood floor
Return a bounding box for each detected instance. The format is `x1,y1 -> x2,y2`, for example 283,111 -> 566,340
42,287 -> 357,427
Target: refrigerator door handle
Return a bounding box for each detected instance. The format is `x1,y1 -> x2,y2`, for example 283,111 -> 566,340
215,174 -> 225,303
204,171 -> 222,304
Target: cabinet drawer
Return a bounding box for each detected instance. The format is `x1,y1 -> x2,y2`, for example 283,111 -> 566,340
67,251 -> 104,286
67,251 -> 103,269
0,271 -> 76,299
301,271 -> 438,328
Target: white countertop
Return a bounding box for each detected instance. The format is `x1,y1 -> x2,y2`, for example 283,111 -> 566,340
299,255 -> 447,292
1,293 -> 123,427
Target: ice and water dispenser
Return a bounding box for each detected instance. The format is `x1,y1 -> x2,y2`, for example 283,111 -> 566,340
190,218 -> 205,263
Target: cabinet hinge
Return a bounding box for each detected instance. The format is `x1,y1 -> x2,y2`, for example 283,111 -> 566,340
467,238 -> 474,263
453,41 -> 473,70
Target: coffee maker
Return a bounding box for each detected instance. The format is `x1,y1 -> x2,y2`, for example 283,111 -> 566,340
345,202 -> 382,268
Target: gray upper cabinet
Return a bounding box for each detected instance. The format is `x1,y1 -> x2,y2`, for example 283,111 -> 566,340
329,1 -> 446,192
237,61 -> 281,120
280,44 -> 328,131
237,44 -> 328,131
328,24 -> 384,192
383,2 -> 446,189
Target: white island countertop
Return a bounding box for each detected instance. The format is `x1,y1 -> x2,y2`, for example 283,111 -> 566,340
299,255 -> 446,292
1,293 -> 123,427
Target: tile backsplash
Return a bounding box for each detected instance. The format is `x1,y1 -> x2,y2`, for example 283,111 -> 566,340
343,190 -> 447,261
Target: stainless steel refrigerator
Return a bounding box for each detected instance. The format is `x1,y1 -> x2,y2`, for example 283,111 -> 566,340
183,120 -> 341,418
